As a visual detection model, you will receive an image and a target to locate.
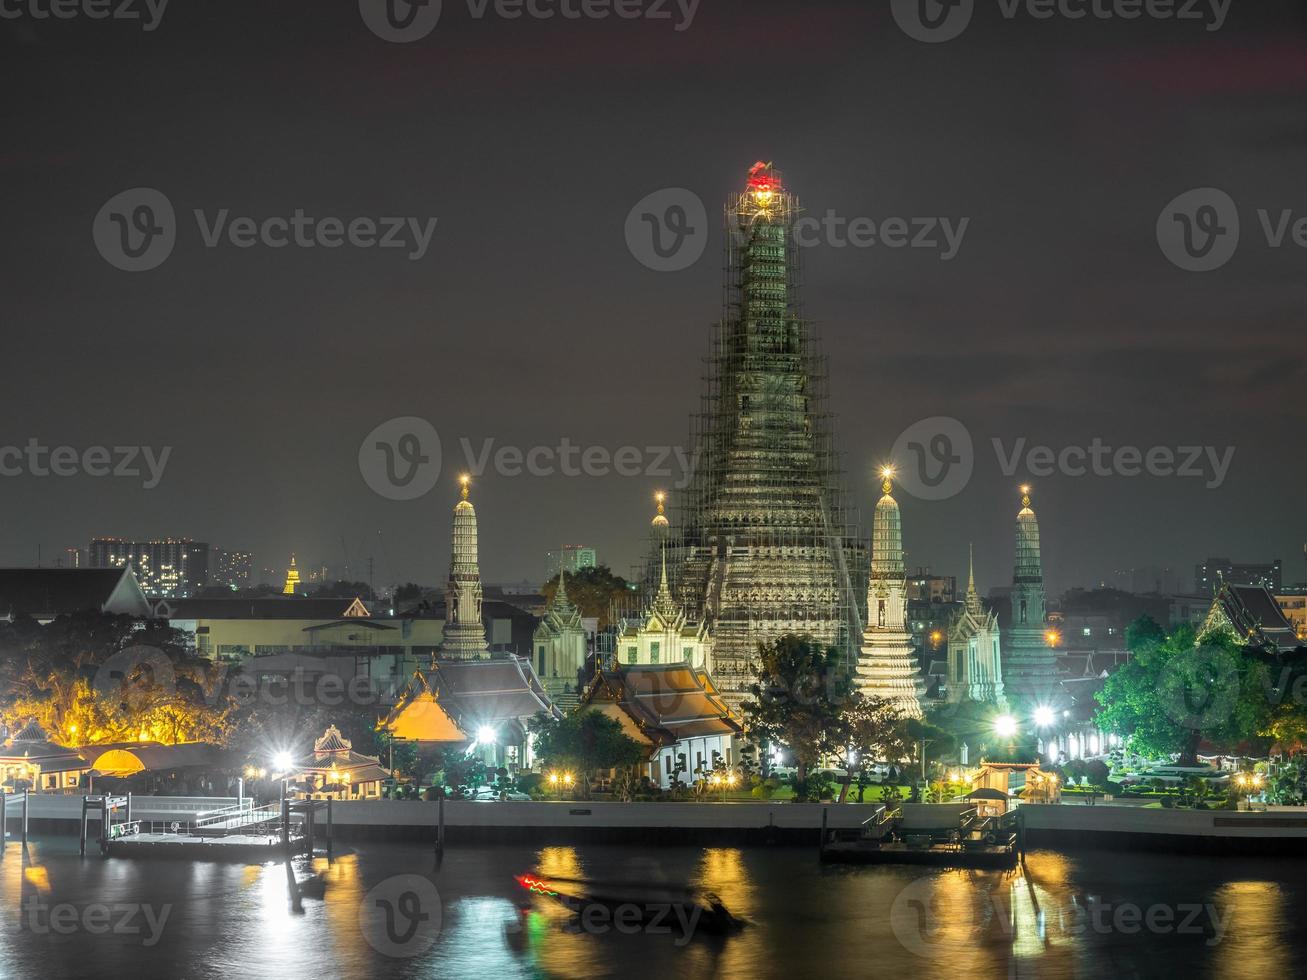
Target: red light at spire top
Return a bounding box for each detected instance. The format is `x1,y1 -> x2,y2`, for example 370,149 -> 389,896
747,161 -> 780,193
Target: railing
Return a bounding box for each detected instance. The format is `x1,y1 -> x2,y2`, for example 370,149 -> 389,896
193,802 -> 280,833
134,796 -> 246,814
192,800 -> 257,828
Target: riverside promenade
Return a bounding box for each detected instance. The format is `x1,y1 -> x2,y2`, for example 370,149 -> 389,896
8,795 -> 1307,853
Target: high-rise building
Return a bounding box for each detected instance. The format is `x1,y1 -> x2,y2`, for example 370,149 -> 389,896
545,545 -> 597,578
87,537 -> 209,598
854,470 -> 924,718
212,549 -> 253,589
439,476 -> 489,660
668,163 -> 865,705
1000,486 -> 1059,708
1195,557 -> 1282,595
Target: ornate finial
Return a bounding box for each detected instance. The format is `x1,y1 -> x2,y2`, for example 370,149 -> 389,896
1020,484 -> 1032,509
460,474 -> 470,501
880,465 -> 895,497
651,490 -> 669,528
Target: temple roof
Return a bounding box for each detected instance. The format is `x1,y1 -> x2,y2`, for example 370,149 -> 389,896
1204,584 -> 1301,653
580,663 -> 742,747
383,655 -> 561,742
0,567 -> 151,619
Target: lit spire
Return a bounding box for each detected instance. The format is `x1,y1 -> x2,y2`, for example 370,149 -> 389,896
965,543 -> 982,614
440,476 -> 488,659
282,554 -> 300,595
871,466 -> 904,582
651,542 -> 680,621
651,490 -> 669,528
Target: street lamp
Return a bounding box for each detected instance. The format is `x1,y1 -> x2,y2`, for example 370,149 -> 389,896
994,715 -> 1018,739
1033,706 -> 1056,728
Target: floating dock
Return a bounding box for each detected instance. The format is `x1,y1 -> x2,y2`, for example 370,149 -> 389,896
819,803 -> 1023,868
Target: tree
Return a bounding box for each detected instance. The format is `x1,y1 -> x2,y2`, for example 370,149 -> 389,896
1095,618 -> 1271,765
311,580 -> 376,601
839,694 -> 910,802
740,635 -> 848,800
530,710 -> 645,797
393,583 -> 425,605
0,611 -> 232,746
542,566 -> 631,629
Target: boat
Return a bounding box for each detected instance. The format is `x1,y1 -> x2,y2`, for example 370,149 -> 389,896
513,873 -> 746,936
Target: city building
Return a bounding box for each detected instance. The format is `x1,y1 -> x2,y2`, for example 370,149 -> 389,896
531,569 -> 589,707
1275,594 -> 1307,641
1195,557 -> 1283,595
212,548 -> 253,589
666,163 -> 865,706
545,544 -> 597,577
577,663 -> 742,789
88,537 -> 210,597
853,470 -> 924,718
0,567 -> 153,623
1000,486 -> 1059,708
946,547 -> 1006,706
906,568 -> 956,604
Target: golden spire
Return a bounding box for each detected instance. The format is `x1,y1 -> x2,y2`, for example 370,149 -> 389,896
460,474 -> 470,501
651,490 -> 669,528
880,465 -> 895,497
1020,484 -> 1032,509
282,554 -> 301,595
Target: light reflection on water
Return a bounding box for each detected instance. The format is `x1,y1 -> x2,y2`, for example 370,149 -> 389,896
0,839 -> 1300,979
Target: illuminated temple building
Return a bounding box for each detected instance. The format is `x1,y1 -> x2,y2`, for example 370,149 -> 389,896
947,546 -> 1006,706
666,162 -> 865,707
531,568 -> 588,708
1000,486 -> 1059,707
437,476 -> 490,660
853,470 -> 924,717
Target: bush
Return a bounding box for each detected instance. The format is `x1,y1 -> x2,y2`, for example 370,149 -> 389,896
750,776 -> 778,800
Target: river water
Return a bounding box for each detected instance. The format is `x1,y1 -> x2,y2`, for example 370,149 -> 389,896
0,837 -> 1301,979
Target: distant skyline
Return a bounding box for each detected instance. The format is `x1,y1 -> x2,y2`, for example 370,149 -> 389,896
3,0 -> 1305,597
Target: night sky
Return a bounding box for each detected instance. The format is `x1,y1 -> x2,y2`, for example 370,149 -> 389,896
4,0 -> 1306,596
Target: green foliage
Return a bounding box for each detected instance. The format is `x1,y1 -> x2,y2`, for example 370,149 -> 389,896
0,611 -> 232,747
1269,758 -> 1307,806
529,710 -> 645,796
542,566 -> 630,629
740,634 -> 848,796
1095,620 -> 1272,764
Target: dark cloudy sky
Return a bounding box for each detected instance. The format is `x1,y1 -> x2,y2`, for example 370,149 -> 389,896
3,0 -> 1305,596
